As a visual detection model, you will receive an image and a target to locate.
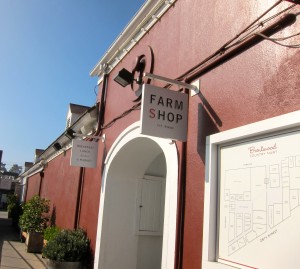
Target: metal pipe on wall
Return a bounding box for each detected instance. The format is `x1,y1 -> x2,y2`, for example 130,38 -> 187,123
73,73 -> 109,229
185,13 -> 297,83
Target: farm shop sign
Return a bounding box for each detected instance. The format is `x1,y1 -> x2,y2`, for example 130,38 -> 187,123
70,139 -> 98,168
140,84 -> 188,141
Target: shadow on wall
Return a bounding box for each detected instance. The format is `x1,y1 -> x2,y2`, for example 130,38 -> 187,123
50,205 -> 56,226
197,100 -> 221,163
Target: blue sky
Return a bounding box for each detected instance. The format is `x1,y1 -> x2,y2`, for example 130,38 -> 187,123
0,0 -> 145,170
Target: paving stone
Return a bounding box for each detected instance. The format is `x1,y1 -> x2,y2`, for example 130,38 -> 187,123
0,212 -> 46,269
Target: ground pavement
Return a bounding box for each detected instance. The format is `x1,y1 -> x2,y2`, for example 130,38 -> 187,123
0,211 -> 46,269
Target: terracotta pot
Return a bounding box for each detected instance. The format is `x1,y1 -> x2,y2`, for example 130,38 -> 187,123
21,231 -> 27,238
46,259 -> 82,269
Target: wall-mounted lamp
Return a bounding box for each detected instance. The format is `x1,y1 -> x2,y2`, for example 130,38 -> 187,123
65,128 -> 106,142
113,68 -> 134,87
113,55 -> 146,89
53,142 -> 62,151
65,128 -> 76,140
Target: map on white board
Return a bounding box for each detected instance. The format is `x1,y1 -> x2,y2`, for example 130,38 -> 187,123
218,130 -> 300,269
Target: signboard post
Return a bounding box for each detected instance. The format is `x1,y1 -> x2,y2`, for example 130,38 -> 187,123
70,139 -> 98,168
140,84 -> 188,141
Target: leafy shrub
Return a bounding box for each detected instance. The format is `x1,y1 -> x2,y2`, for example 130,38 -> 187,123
7,194 -> 18,214
42,228 -> 90,262
44,226 -> 61,241
19,195 -> 50,232
7,194 -> 23,226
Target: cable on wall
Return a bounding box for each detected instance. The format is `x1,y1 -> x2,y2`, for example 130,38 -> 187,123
97,1 -> 299,132
223,4 -> 298,51
101,102 -> 141,130
255,32 -> 300,48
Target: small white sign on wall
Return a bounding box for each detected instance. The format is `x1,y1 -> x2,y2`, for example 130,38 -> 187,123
0,176 -> 12,190
70,139 -> 98,168
140,84 -> 188,141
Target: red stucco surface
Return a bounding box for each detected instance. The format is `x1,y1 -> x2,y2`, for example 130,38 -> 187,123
25,1 -> 300,268
25,144 -> 106,253
26,172 -> 41,200
97,2 -> 299,268
77,141 -> 105,252
40,150 -> 81,229
95,2 -> 299,268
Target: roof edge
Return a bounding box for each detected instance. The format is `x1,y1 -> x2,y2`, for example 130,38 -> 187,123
16,104 -> 98,180
90,0 -> 177,79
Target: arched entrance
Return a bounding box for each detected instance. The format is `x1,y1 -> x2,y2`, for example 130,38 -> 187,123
94,122 -> 178,269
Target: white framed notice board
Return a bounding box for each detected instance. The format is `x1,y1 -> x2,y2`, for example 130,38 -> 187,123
219,130 -> 300,269
203,110 -> 300,269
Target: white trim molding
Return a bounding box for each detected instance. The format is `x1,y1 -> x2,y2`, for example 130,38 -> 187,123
94,122 -> 179,269
90,0 -> 177,81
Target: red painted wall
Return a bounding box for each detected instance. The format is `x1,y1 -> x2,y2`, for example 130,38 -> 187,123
24,1 -> 300,268
25,145 -> 105,255
78,141 -> 106,253
40,150 -> 81,229
94,1 -> 300,268
26,172 -> 41,200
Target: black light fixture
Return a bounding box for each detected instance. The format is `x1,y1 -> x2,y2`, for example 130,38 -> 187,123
113,68 -> 134,87
114,57 -> 146,88
65,128 -> 75,140
53,142 -> 62,151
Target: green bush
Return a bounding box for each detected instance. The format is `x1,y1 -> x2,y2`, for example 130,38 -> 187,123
7,194 -> 18,214
19,195 -> 50,232
7,194 -> 23,226
44,226 -> 61,241
42,228 -> 90,262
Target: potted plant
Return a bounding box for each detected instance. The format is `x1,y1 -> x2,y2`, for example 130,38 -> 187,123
43,225 -> 61,246
42,228 -> 90,269
19,195 -> 50,253
7,194 -> 23,229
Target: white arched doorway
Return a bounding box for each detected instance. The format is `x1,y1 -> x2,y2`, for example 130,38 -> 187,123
94,122 -> 178,269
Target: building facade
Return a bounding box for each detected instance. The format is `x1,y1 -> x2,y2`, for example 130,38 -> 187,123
23,1 -> 300,269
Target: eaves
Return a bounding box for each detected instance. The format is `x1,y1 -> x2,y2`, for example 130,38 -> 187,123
16,105 -> 98,180
90,0 -> 177,81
